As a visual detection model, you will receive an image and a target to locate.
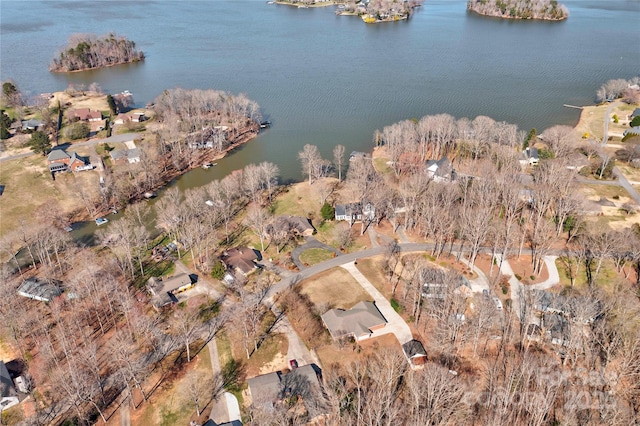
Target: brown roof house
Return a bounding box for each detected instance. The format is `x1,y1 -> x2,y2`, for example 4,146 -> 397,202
266,215 -> 315,239
221,247 -> 260,277
69,108 -> 102,122
321,301 -> 387,341
47,148 -> 93,173
147,273 -> 195,310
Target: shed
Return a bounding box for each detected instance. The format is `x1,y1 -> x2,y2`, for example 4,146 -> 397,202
402,340 -> 427,367
0,361 -> 19,412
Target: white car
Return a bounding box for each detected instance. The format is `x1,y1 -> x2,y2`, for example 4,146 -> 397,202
492,297 -> 503,310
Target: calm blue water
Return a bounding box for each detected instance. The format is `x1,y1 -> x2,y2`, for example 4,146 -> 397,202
1,0 -> 639,185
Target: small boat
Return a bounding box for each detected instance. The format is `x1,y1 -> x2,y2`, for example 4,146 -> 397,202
267,1 -> 274,3
95,217 -> 109,226
260,121 -> 272,129
213,163 -> 218,166
202,163 -> 212,169
143,191 -> 157,199
64,226 -> 73,232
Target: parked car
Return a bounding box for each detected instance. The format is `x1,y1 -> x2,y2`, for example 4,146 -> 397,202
493,297 -> 503,310
289,359 -> 298,369
95,217 -> 109,226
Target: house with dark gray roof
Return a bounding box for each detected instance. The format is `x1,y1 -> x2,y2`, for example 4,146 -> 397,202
402,340 -> 427,367
47,148 -> 92,173
17,278 -> 63,302
248,364 -> 323,413
0,361 -> 19,412
321,301 -> 387,341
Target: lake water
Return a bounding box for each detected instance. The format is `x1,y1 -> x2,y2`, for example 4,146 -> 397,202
2,0 -> 639,187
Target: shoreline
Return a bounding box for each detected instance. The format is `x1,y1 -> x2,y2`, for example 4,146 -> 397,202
49,58 -> 144,74
467,9 -> 567,21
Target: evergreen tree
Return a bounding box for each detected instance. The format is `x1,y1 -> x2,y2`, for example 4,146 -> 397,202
0,110 -> 12,140
320,202 -> 335,221
29,131 -> 51,155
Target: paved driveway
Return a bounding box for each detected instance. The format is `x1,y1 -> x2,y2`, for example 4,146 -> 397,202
341,262 -> 413,344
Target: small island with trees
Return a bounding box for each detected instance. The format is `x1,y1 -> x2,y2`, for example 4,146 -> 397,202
467,0 -> 568,21
275,0 -> 423,24
49,33 -> 144,73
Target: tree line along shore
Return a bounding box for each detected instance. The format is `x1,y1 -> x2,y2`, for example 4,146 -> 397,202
467,0 -> 569,21
49,33 -> 144,73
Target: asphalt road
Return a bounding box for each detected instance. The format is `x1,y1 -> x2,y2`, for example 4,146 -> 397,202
0,133 -> 141,163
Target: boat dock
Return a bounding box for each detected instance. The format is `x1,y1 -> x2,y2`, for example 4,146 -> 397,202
563,104 -> 584,110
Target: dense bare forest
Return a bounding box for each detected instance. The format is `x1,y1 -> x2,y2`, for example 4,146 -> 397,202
50,33 -> 144,72
467,0 -> 568,20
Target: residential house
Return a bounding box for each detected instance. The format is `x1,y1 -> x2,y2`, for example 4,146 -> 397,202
17,277 -> 63,302
266,215 -> 315,239
623,126 -> 640,138
47,148 -> 92,173
147,273 -> 194,309
0,361 -> 19,412
113,112 -> 146,125
110,140 -> 141,165
519,147 -> 539,167
248,364 -> 322,411
426,156 -> 456,182
89,119 -> 107,135
565,153 -> 590,171
321,301 -> 387,341
630,108 -> 640,120
532,290 -> 600,324
221,247 -> 260,277
420,268 -> 470,299
402,340 -> 427,367
69,108 -> 102,122
21,119 -> 42,132
334,202 -> 375,224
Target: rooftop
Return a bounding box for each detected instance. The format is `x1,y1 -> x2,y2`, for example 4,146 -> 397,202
321,301 -> 386,339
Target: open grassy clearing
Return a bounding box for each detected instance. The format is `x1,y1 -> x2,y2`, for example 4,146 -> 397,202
581,183 -> 630,200
299,248 -> 335,266
556,258 -> 621,291
299,267 -> 370,310
355,256 -> 392,299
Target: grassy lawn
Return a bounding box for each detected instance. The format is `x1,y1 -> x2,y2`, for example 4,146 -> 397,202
245,332 -> 288,377
355,256 -> 392,299
299,267 -> 370,309
0,156 -> 64,235
373,157 -> 392,175
618,165 -> 640,183
582,184 -> 629,200
273,182 -> 321,217
299,248 -> 335,266
556,257 -> 620,291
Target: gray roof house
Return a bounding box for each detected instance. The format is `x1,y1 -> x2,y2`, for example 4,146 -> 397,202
21,119 -> 42,131
426,156 -> 456,182
147,273 -> 194,310
0,361 -> 19,412
519,147 -> 539,166
334,202 -> 375,224
221,247 -> 260,276
631,108 -> 640,119
247,371 -> 282,406
248,364 -> 322,411
402,340 -> 427,367
17,278 -> 63,302
321,301 -> 387,341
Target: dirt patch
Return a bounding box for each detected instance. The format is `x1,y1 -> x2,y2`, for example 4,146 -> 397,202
315,333 -> 402,368
299,267 -> 370,310
506,255 -> 549,284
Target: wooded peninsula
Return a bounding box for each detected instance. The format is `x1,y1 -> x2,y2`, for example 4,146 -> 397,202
49,33 -> 144,73
467,0 -> 568,21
